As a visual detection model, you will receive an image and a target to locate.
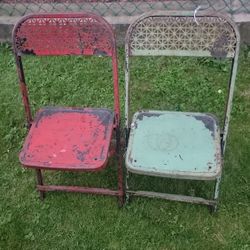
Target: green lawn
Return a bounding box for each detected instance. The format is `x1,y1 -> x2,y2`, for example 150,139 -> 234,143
0,43 -> 249,249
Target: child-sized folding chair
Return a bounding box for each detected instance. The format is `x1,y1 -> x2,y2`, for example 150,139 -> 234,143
125,11 -> 240,211
12,12 -> 124,205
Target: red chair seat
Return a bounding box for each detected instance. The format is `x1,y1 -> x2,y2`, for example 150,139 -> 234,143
20,107 -> 114,171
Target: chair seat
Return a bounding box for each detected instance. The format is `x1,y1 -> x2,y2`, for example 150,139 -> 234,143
126,110 -> 222,180
20,107 -> 114,171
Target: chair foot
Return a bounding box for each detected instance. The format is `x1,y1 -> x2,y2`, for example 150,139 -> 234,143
125,191 -> 130,205
210,176 -> 221,213
118,195 -> 124,208
209,202 -> 218,213
38,190 -> 46,201
35,169 -> 45,201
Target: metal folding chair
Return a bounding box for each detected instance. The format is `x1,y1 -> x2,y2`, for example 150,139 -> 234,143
125,11 -> 240,211
12,12 -> 124,205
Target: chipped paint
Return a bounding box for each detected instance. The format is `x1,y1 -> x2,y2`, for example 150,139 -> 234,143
126,111 -> 221,180
13,12 -> 124,204
136,111 -> 161,121
192,114 -> 219,138
210,34 -> 229,59
124,11 -> 240,209
20,107 -> 114,170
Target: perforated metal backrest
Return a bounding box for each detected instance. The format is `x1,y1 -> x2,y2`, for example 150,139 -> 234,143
13,13 -> 115,56
125,11 -> 240,154
126,11 -> 238,58
13,13 -> 120,128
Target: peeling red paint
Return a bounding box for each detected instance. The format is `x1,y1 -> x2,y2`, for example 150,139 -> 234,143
12,13 -> 124,204
20,107 -> 114,170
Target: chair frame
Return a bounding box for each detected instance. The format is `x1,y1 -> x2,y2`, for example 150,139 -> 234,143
12,12 -> 124,205
124,11 -> 240,211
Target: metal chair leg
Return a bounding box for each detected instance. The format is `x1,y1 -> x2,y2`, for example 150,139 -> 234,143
36,169 -> 45,200
211,175 -> 222,212
125,170 -> 130,205
116,127 -> 124,207
117,157 -> 124,207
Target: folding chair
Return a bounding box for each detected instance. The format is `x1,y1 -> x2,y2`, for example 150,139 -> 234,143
125,11 -> 240,211
12,12 -> 124,205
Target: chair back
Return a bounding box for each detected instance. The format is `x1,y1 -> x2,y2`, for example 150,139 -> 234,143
13,12 -> 120,127
125,11 -> 240,153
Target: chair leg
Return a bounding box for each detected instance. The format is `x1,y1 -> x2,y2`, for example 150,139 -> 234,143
35,169 -> 45,200
125,170 -> 130,204
211,175 -> 222,212
125,128 -> 130,147
116,127 -> 124,207
117,158 -> 124,207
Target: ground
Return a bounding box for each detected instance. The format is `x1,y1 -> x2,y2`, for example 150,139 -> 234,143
0,43 -> 249,249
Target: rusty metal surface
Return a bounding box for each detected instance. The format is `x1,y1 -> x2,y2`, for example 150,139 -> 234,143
127,191 -> 217,206
125,11 -> 240,133
36,169 -> 45,200
13,12 -> 120,127
20,107 -> 114,170
17,58 -> 33,127
12,12 -> 123,203
126,11 -> 237,58
12,12 -> 115,56
126,110 -> 222,180
37,185 -> 120,196
125,11 -> 240,161
124,11 -> 240,209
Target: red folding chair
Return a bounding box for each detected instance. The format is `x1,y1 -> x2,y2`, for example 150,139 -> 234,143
12,12 -> 124,205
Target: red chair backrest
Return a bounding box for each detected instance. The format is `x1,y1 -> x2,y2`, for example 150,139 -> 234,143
13,13 -> 115,57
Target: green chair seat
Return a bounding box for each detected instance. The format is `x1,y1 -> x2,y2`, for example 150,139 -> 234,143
126,110 -> 222,180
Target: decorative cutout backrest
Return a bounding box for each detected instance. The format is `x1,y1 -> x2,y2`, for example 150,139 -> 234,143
13,13 -> 115,56
127,13 -> 238,58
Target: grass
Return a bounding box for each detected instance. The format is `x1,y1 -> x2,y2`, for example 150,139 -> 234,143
0,43 -> 249,249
